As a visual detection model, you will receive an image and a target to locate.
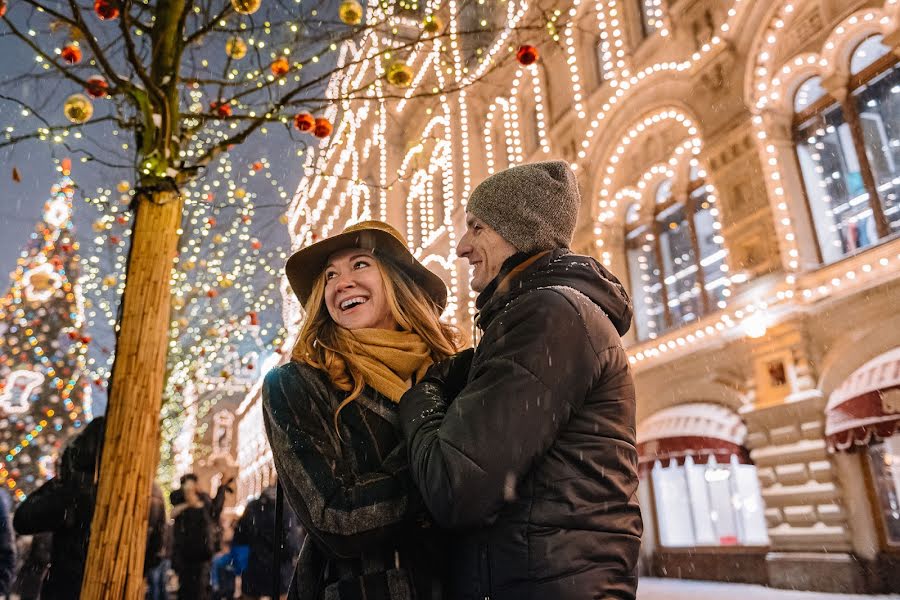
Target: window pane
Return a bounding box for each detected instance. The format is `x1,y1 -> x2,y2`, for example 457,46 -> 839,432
685,457 -> 717,545
658,205 -> 701,327
851,35 -> 890,75
796,102 -> 879,262
705,462 -> 740,545
627,226 -> 665,341
655,178 -> 672,205
651,460 -> 695,547
853,63 -> 900,235
692,186 -> 728,310
868,435 -> 900,546
734,463 -> 770,545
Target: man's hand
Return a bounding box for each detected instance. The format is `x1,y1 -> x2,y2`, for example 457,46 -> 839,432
421,348 -> 475,401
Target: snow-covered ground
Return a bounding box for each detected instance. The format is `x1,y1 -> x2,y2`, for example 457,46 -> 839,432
638,577 -> 900,599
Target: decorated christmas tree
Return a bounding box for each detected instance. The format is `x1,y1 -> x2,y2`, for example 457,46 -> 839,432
0,160 -> 92,503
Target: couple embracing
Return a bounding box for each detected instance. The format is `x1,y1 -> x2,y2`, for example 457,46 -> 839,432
263,161 -> 643,600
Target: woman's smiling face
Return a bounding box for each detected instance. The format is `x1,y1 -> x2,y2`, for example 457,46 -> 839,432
323,248 -> 397,331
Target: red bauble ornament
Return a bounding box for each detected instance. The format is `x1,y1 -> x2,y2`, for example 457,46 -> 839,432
115,215 -> 127,225
207,217 -> 217,227
61,44 -> 82,65
93,0 -> 120,20
85,75 -> 109,98
293,112 -> 314,132
80,335 -> 92,344
109,235 -> 120,244
250,238 -> 262,250
0,0 -> 7,18
270,57 -> 290,77
516,44 -> 539,65
206,289 -> 218,298
251,161 -> 264,171
210,101 -> 232,118
248,311 -> 259,325
313,117 -> 333,138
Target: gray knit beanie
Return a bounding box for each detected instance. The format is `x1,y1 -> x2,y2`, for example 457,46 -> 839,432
467,160 -> 580,253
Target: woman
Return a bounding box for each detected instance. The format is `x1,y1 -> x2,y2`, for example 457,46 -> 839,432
263,221 -> 458,600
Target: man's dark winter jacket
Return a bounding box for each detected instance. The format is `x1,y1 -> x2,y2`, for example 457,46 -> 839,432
399,249 -> 643,600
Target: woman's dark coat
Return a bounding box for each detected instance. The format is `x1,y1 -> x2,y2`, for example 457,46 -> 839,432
262,361 -> 446,600
399,250 -> 643,600
235,484 -> 304,596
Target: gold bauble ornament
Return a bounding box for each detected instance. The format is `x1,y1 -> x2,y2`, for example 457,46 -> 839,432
116,180 -> 130,193
422,14 -> 443,34
92,219 -> 106,232
279,214 -> 289,225
213,234 -> 224,244
338,0 -> 363,25
230,0 -> 260,15
102,275 -> 117,287
225,37 -> 248,60
63,93 -> 93,124
386,61 -> 414,87
178,318 -> 189,328
220,276 -> 234,288
234,187 -> 247,199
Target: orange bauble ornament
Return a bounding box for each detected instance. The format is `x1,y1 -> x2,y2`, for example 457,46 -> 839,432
210,101 -> 232,118
516,44 -> 539,65
293,112 -> 314,132
313,117 -> 332,138
0,0 -> 7,18
270,56 -> 289,77
85,75 -> 109,98
230,0 -> 260,15
61,44 -> 82,64
93,0 -> 120,20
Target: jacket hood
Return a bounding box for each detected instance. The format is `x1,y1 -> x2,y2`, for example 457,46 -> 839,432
477,250 -> 633,336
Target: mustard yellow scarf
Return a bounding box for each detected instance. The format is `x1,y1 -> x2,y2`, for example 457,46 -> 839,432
349,328 -> 432,402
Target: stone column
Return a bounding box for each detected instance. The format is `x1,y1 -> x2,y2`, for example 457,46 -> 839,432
740,320 -> 865,593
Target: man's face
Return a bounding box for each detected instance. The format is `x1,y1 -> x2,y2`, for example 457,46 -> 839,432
456,215 -> 518,293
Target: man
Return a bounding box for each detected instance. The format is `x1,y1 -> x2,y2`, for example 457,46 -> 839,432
170,473 -> 232,600
399,161 -> 643,600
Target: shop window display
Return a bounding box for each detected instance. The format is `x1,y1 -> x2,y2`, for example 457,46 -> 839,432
867,433 -> 900,546
651,455 -> 769,548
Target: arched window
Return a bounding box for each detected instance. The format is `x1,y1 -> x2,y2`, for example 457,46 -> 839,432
626,173 -> 728,341
793,35 -> 900,264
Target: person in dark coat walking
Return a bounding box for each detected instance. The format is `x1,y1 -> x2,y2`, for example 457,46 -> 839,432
12,417 -> 106,600
0,488 -> 15,598
263,220 -> 459,600
235,484 -> 303,600
12,533 -> 51,600
399,161 -> 644,600
170,474 -> 221,600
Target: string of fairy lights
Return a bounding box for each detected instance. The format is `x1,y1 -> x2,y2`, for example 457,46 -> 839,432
285,0 -> 900,372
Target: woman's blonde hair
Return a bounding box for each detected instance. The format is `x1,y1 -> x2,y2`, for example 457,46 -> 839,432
292,252 -> 459,429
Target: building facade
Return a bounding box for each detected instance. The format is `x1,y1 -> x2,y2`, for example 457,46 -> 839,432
235,0 -> 900,593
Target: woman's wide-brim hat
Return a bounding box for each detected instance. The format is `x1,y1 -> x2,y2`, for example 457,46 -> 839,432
285,220 -> 448,311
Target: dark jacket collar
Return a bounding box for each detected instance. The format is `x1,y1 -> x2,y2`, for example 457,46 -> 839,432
475,249 -> 634,336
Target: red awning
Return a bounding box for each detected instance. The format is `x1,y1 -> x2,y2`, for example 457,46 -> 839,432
636,402 -> 750,471
826,347 -> 900,451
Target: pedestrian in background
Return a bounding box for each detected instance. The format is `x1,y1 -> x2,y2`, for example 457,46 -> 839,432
236,483 -> 303,600
13,417 -> 105,600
